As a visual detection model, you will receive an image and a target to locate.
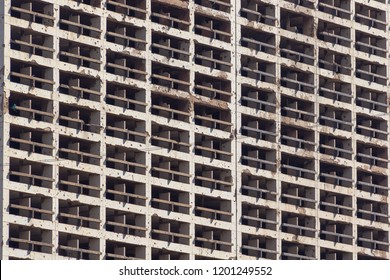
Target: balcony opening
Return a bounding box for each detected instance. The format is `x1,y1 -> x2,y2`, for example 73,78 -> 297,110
59,167 -> 101,198
106,145 -> 146,175
195,163 -> 232,192
105,177 -> 146,206
241,144 -> 277,172
106,82 -> 146,112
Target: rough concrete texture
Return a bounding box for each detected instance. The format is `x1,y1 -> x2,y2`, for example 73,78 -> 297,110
0,0 -> 389,260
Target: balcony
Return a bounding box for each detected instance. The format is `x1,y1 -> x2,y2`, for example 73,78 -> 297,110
320,162 -> 353,187
106,145 -> 146,175
106,113 -> 147,144
59,136 -> 101,166
281,125 -> 315,151
152,123 -> 190,153
356,142 -> 388,169
281,95 -> 315,122
9,190 -> 53,221
355,2 -> 386,31
282,212 -> 316,238
106,19 -> 147,51
319,77 -> 352,104
280,37 -> 314,66
357,227 -> 389,252
195,164 -> 232,192
106,208 -> 146,237
318,48 -> 351,75
241,85 -> 276,113
356,114 -> 388,141
194,104 -> 232,132
317,20 -> 351,47
59,71 -> 101,102
357,170 -> 388,196
320,133 -> 352,160
195,133 -> 232,162
242,234 -> 277,260
10,26 -> 54,58
59,103 -> 101,134
196,0 -> 232,13
282,241 -> 315,260
10,60 -> 53,91
319,105 -> 352,132
152,155 -> 190,184
241,27 -> 276,55
106,240 -> 145,260
9,158 -> 53,189
194,73 -> 232,102
280,67 -> 315,94
59,200 -> 100,230
195,225 -> 232,252
281,182 -> 316,209
241,173 -> 277,201
356,86 -> 388,113
242,144 -> 277,172
152,32 -> 190,62
355,31 -> 387,58
242,202 -> 277,230
106,51 -> 147,82
151,63 -> 190,92
320,190 -> 353,216
59,7 -> 101,39
106,82 -> 146,113
9,224 -> 52,254
281,154 -> 316,180
241,114 -> 276,143
9,125 -> 54,156
357,198 -> 389,224
105,177 -> 146,206
240,0 -> 276,26
59,167 -> 101,198
107,0 -> 147,20
60,39 -> 101,70
151,0 -> 190,31
152,216 -> 190,245
356,59 -> 388,86
241,55 -> 276,84
320,219 -> 353,245
195,44 -> 232,72
195,194 -> 232,222
10,0 -> 54,26
195,13 -> 231,43
318,0 -> 351,19
152,186 -> 190,215
151,92 -> 190,122
59,233 -> 100,260
280,9 -> 314,37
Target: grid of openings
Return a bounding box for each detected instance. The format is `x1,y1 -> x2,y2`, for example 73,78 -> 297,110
3,0 -> 389,260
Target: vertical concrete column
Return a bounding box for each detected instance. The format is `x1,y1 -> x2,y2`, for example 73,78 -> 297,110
386,0 -> 390,250
312,1 -> 320,260
99,0 -> 107,259
51,0 -> 61,259
144,0 -> 152,260
274,0 -> 282,259
187,0 -> 196,260
0,0 -> 10,260
230,0 -> 238,260
350,0 -> 357,260
233,0 -> 241,260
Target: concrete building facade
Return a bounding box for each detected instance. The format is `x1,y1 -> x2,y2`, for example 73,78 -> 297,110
0,0 -> 389,260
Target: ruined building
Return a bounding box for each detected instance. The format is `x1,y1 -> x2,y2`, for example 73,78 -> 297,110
0,0 -> 389,260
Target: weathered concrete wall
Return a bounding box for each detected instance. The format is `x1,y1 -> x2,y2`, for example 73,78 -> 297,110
0,0 -> 389,260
